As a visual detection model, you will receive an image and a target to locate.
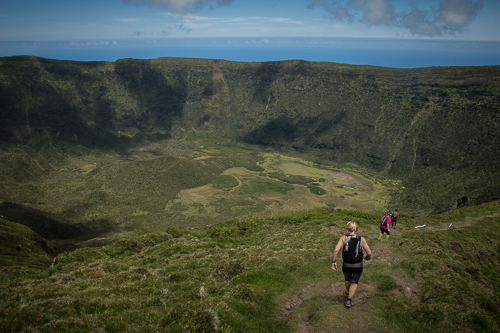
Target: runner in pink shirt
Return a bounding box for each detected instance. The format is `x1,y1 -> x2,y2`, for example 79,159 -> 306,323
378,212 -> 391,242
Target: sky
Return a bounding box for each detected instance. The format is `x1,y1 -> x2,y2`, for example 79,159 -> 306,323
1,0 -> 499,66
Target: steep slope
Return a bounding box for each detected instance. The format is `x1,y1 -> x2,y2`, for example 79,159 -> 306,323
0,56 -> 499,212
0,217 -> 55,268
1,202 -> 499,332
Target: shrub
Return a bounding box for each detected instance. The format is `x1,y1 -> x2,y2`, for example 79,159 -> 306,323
166,226 -> 183,238
52,253 -> 69,266
208,227 -> 237,238
211,175 -> 240,191
245,164 -> 265,172
109,239 -> 141,255
339,209 -> 380,220
140,232 -> 170,246
308,184 -> 326,195
231,284 -> 252,300
192,309 -> 218,332
69,247 -> 103,262
216,260 -> 245,279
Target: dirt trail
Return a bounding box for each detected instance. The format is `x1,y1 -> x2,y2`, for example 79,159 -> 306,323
280,242 -> 415,332
281,213 -> 495,332
280,281 -> 391,332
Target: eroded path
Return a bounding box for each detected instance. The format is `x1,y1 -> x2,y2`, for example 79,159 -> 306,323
280,213 -> 498,332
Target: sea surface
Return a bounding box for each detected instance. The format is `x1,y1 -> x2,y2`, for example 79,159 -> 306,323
1,37 -> 500,68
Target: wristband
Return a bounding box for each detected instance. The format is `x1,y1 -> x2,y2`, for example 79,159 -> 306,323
332,260 -> 336,263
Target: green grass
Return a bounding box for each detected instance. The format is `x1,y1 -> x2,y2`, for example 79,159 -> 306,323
1,139 -> 394,241
0,219 -> 55,268
1,201 -> 499,332
1,57 -> 499,215
0,56 -> 499,331
238,178 -> 295,195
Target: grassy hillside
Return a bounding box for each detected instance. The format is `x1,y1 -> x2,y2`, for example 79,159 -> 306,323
1,56 -> 499,214
1,56 -> 500,332
0,137 -> 395,245
0,217 -> 56,268
1,202 -> 499,332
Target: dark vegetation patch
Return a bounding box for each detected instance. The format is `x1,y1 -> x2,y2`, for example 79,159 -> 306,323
1,202 -> 499,332
1,57 -> 500,332
0,202 -> 116,241
238,178 -> 295,195
211,174 -> 240,191
0,218 -> 55,268
0,57 -> 499,213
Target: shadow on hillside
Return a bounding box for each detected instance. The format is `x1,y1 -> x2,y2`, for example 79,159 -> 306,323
242,113 -> 346,149
114,60 -> 187,141
252,62 -> 284,104
0,57 -> 188,150
0,202 -> 116,241
251,60 -> 314,105
243,115 -> 299,146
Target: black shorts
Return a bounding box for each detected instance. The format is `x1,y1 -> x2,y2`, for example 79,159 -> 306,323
342,261 -> 363,284
380,228 -> 390,235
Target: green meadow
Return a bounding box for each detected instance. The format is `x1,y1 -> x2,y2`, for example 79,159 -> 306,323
1,56 -> 499,332
1,201 -> 499,332
0,137 -> 395,244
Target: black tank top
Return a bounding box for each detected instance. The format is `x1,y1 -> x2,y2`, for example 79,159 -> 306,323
342,235 -> 363,263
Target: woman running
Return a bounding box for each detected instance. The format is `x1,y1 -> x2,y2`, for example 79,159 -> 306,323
332,221 -> 372,308
379,212 -> 391,242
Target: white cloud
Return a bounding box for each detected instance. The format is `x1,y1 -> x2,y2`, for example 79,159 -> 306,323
160,13 -> 306,34
440,0 -> 483,28
123,0 -> 233,15
267,17 -> 304,25
114,18 -> 142,23
309,0 -> 484,37
68,41 -> 115,46
357,0 -> 396,25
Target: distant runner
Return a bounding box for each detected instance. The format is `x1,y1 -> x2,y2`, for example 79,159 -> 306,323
378,212 -> 391,242
332,221 -> 372,308
391,209 -> 399,229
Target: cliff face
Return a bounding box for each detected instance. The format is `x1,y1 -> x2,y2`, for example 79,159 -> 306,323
1,56 -> 499,211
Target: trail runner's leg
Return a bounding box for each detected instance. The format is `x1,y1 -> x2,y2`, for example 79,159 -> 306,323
348,283 -> 358,299
344,280 -> 351,296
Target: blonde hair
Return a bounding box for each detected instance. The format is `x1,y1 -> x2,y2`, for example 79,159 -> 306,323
346,221 -> 358,242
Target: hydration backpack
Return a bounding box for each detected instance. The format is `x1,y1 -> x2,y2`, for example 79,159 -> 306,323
393,212 -> 398,219
342,235 -> 363,263
380,216 -> 388,226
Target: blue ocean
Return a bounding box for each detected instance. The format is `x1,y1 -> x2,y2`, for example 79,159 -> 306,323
2,37 -> 500,68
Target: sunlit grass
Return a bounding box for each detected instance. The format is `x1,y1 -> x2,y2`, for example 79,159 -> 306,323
238,178 -> 295,195
1,202 -> 499,332
0,140 -> 395,243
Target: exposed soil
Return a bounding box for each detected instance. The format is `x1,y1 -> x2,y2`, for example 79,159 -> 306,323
281,214 -> 494,332
279,281 -> 382,333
